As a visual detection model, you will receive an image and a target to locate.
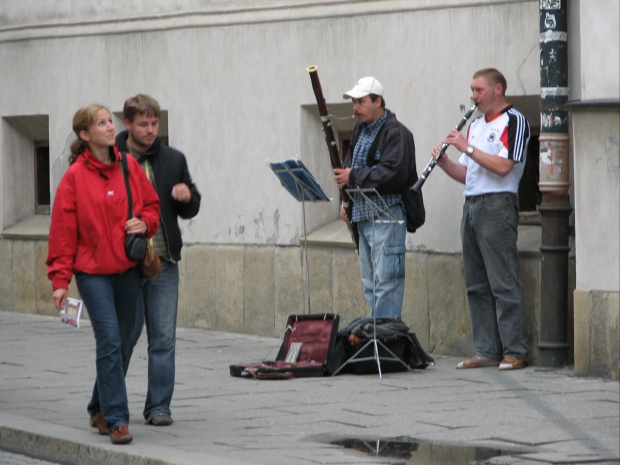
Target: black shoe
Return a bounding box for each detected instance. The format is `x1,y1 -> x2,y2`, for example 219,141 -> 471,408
149,414 -> 173,426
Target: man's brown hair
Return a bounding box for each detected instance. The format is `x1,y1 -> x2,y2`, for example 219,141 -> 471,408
369,94 -> 386,109
123,94 -> 161,122
473,68 -> 508,95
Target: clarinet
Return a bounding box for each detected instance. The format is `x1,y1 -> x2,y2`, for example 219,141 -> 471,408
307,65 -> 360,252
412,104 -> 478,192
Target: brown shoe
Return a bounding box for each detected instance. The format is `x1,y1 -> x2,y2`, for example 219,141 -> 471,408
499,356 -> 528,370
89,412 -> 109,435
456,354 -> 501,369
109,425 -> 133,445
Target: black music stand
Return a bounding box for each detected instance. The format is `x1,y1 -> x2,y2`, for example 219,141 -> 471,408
266,158 -> 331,314
332,187 -> 412,378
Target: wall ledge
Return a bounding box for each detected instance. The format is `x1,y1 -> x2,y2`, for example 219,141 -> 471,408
0,0 -> 533,43
1,215 -> 50,241
566,99 -> 620,108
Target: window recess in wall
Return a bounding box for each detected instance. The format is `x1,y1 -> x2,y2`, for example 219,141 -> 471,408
35,141 -> 50,214
2,114 -> 50,225
507,96 -> 542,225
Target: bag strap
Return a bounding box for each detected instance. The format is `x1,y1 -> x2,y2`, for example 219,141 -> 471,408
348,119 -> 386,168
365,122 -> 386,168
119,153 -> 134,220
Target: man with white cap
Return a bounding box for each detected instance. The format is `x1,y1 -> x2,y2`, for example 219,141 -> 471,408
334,76 -> 417,319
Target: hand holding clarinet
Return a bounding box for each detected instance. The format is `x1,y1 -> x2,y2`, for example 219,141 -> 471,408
434,129 -> 469,161
412,104 -> 477,191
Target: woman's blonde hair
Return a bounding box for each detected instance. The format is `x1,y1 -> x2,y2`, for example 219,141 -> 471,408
69,104 -> 109,164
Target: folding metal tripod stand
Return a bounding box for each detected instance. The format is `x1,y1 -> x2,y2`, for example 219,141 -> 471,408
331,187 -> 412,378
266,158 -> 331,314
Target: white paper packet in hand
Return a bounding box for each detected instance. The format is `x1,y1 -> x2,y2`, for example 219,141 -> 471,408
59,297 -> 83,329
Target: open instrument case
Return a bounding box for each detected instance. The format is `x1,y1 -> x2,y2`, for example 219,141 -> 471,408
229,313 -> 340,379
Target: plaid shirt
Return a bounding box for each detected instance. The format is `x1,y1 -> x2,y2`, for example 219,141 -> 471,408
128,147 -> 170,261
350,112 -> 402,222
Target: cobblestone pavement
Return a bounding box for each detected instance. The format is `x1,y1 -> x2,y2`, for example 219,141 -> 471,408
1,312 -> 618,465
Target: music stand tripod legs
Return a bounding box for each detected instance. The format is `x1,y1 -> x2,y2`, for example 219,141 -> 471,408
266,159 -> 331,315
332,187 -> 412,378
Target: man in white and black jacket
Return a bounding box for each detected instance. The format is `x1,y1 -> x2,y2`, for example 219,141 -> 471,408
435,68 -> 530,371
116,94 -> 201,427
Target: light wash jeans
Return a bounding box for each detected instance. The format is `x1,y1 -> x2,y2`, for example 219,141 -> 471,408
461,193 -> 529,360
132,260 -> 179,422
357,203 -> 407,319
79,267 -> 142,429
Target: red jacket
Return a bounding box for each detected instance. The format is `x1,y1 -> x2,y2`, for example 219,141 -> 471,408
47,146 -> 160,290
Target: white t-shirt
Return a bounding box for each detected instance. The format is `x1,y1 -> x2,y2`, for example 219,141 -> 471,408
459,105 -> 530,196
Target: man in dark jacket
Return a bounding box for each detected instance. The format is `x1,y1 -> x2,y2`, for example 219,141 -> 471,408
116,94 -> 201,426
334,77 -> 416,319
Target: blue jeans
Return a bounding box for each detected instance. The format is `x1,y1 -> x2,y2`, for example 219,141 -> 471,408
461,193 -> 529,360
131,260 -> 179,421
78,267 -> 142,429
357,203 -> 406,319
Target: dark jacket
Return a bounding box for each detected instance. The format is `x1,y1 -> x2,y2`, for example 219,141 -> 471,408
116,131 -> 201,262
345,109 -> 417,195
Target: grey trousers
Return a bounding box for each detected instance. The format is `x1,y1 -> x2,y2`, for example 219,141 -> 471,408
461,193 -> 529,360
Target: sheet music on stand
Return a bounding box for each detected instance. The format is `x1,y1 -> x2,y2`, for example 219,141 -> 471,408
266,158 -> 331,202
266,158 -> 332,315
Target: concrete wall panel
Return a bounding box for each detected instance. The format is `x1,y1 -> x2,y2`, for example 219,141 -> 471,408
12,241 -> 36,313
0,0 -> 540,252
575,0 -> 620,100
274,246 -> 304,335
244,247 -> 276,336
182,244 -> 217,330
0,241 -> 13,310
426,253 -> 472,356
214,246 -> 244,332
572,109 -> 620,291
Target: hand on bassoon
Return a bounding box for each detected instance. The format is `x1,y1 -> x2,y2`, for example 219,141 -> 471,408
333,168 -> 351,188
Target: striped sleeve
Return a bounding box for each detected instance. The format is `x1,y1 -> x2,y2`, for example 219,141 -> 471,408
506,108 -> 530,163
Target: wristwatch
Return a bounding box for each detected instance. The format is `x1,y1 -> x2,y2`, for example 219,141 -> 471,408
466,146 -> 474,156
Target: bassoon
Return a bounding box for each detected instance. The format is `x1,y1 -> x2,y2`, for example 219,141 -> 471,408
307,65 -> 360,252
412,104 -> 478,192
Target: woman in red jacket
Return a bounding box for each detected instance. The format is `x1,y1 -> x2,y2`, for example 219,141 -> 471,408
47,104 -> 160,445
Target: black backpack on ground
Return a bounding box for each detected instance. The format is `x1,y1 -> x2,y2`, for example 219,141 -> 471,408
332,316 -> 434,375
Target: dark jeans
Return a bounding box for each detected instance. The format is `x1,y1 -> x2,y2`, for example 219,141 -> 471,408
78,267 -> 142,429
461,193 -> 529,360
132,261 -> 179,421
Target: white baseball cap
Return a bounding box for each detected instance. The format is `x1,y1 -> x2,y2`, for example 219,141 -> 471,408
343,76 -> 384,99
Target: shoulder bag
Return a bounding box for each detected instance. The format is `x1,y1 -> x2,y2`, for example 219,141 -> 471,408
120,154 -> 162,279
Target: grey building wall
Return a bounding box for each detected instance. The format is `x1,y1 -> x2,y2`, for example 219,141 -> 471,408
0,0 -> 540,251
568,0 -> 619,379
0,236 -> 555,365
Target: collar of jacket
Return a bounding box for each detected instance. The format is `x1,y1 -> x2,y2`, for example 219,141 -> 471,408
115,130 -> 160,163
80,146 -> 120,173
352,109 -> 394,145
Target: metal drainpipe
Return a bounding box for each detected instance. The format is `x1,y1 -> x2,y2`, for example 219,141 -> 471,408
538,0 -> 572,367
